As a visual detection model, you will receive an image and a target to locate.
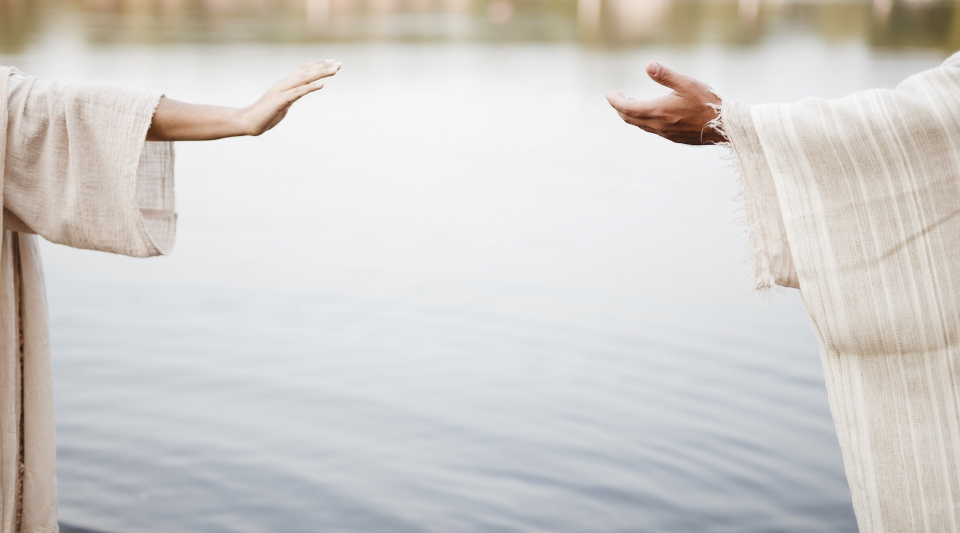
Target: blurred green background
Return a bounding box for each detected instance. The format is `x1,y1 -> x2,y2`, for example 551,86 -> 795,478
4,0 -> 960,51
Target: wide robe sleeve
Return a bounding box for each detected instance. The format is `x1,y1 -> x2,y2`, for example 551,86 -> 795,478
4,69 -> 176,256
722,52 -> 960,532
0,67 -> 176,533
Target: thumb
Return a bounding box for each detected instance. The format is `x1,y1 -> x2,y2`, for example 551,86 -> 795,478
646,61 -> 691,92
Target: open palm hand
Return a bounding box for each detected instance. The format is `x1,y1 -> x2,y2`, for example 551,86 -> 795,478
241,59 -> 342,136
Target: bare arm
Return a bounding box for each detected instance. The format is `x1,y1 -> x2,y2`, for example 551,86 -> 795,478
606,62 -> 723,145
146,59 -> 341,141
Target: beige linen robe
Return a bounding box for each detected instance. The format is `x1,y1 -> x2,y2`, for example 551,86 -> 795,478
724,52 -> 960,531
0,67 -> 176,532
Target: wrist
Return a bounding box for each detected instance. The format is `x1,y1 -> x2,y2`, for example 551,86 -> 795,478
703,119 -> 724,144
233,107 -> 256,137
703,100 -> 724,144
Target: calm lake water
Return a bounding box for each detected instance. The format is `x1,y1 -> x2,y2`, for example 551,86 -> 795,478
2,1 -> 957,532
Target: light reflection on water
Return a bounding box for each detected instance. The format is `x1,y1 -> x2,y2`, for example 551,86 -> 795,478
1,2 -> 955,533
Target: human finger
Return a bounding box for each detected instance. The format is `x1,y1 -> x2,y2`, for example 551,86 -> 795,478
279,60 -> 341,90
616,110 -> 657,132
290,59 -> 340,75
281,65 -> 340,92
606,91 -> 629,108
616,110 -> 640,127
646,61 -> 698,93
284,80 -> 326,104
608,94 -> 662,120
295,64 -> 341,86
622,117 -> 659,136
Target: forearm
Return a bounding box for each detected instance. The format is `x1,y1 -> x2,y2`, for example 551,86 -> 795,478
145,60 -> 339,142
146,97 -> 249,142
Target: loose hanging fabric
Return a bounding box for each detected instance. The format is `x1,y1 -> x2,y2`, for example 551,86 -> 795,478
724,52 -> 960,531
0,67 -> 177,532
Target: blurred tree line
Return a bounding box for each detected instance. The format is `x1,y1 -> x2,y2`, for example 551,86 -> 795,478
2,0 -> 960,52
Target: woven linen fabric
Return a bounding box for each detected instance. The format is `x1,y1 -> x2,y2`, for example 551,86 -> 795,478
0,67 -> 176,532
723,52 -> 960,532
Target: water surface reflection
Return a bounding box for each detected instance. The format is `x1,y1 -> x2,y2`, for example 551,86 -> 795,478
1,1 -> 955,533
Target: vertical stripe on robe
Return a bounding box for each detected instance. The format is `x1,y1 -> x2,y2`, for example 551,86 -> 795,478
723,51 -> 960,532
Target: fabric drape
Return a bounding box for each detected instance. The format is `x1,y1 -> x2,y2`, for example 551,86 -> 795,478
0,67 -> 176,532
724,52 -> 960,532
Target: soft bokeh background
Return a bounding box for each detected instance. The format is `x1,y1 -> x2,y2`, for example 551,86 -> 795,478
1,1 -> 957,532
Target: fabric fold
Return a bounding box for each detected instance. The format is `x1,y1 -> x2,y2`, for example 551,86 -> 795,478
720,100 -> 798,290
725,52 -> 960,531
4,72 -> 176,257
0,66 -> 178,532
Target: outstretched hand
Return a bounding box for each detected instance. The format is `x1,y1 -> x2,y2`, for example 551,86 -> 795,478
240,59 -> 342,136
606,62 -> 723,145
147,59 -> 342,142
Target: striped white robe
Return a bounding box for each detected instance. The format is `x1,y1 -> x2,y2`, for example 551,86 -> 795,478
0,67 -> 176,532
724,52 -> 960,531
